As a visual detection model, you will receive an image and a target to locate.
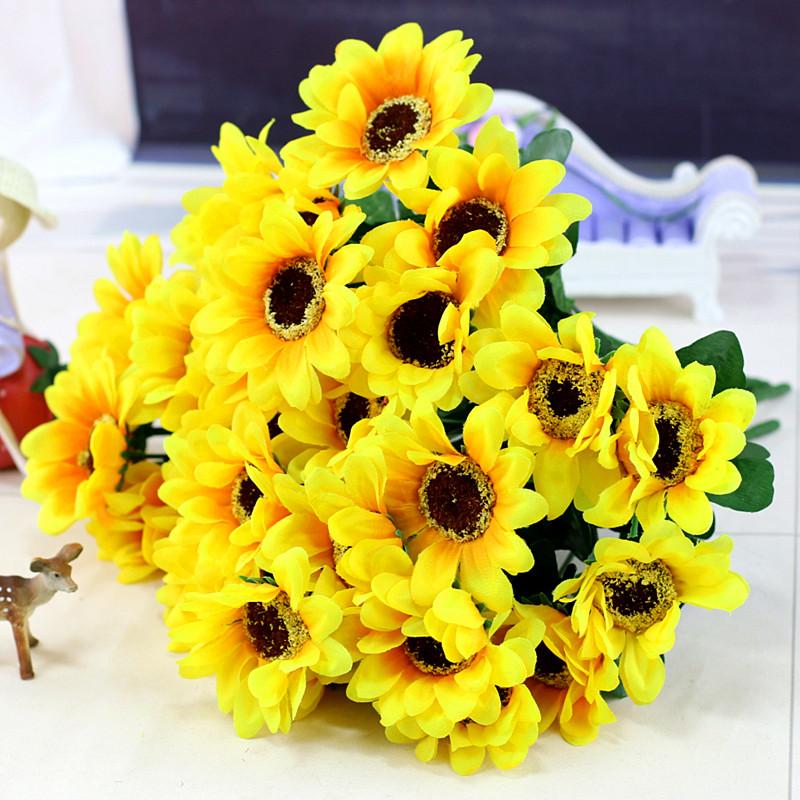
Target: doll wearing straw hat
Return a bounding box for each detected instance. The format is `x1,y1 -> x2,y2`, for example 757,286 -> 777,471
0,157 -> 57,471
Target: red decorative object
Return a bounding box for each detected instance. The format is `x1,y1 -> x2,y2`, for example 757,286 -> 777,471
0,335 -> 54,469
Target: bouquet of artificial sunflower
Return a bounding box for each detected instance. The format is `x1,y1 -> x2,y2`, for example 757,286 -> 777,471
21,22 -> 777,775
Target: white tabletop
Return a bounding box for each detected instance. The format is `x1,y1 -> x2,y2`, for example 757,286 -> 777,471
1,166 -> 798,799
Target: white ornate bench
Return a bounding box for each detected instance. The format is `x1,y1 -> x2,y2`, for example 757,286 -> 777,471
482,90 -> 761,322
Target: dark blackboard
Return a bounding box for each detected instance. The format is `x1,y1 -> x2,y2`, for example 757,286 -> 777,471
126,0 -> 800,163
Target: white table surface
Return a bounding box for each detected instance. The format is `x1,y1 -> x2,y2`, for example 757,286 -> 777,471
1,165 -> 798,799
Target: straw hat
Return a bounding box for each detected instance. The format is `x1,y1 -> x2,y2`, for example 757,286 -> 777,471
0,157 -> 57,250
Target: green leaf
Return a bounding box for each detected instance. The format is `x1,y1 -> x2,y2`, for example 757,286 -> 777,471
602,682 -> 628,701
521,128 -> 573,165
26,340 -> 67,393
28,344 -> 57,369
510,539 -> 560,599
538,269 -> 577,327
746,419 -> 780,440
610,387 -> 629,425
397,203 -> 425,224
676,331 -> 746,391
239,573 -> 276,586
745,377 -> 791,401
624,516 -> 641,541
686,512 -> 716,543
738,441 -> 770,461
344,190 -> 396,230
519,505 -> 598,563
563,220 -> 579,257
708,442 -> 774,512
593,324 -> 626,360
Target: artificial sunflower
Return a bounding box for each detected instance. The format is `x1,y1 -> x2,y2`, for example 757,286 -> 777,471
87,460 -> 176,583
553,521 -> 749,704
171,547 -> 354,737
585,327 -> 756,534
522,604 -> 618,745
360,215 -> 508,332
20,353 -> 141,534
347,549 -> 540,741
158,401 -> 288,573
128,268 -> 203,431
73,231 -> 164,369
467,306 -> 616,518
286,22 -> 492,199
380,402 -> 548,611
393,684 -> 541,775
400,116 -> 591,326
344,234 -> 499,411
257,443 -> 403,586
275,380 -> 395,479
171,121 -> 341,272
192,202 -> 370,410
383,609 -> 545,774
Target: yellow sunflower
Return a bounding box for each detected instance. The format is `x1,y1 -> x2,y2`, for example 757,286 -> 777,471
585,327 -> 756,534
400,116 -> 591,326
275,381 -> 396,479
127,268 -> 202,431
380,402 -> 548,611
286,22 -> 492,199
383,610 -> 544,774
171,121 -> 341,271
347,550 -> 540,741
21,353 -> 140,534
344,234 -> 500,411
87,460 -> 176,583
192,202 -> 370,410
257,443 -> 403,587
171,547 -> 354,737
395,684 -> 541,775
70,232 -> 164,373
554,521 -> 749,704
158,401 -> 288,574
522,604 -> 618,745
360,216 -> 509,333
467,306 -> 616,519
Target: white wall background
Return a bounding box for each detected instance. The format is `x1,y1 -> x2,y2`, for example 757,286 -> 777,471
0,0 -> 138,181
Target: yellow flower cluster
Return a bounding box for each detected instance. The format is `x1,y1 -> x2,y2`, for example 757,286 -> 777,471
20,22 -> 762,775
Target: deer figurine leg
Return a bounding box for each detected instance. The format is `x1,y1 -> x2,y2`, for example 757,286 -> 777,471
25,619 -> 38,647
11,619 -> 34,679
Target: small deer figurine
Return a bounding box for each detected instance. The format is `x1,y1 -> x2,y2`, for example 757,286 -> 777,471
1,542 -> 82,679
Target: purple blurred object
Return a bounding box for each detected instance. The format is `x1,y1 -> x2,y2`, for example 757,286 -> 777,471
463,91 -> 761,321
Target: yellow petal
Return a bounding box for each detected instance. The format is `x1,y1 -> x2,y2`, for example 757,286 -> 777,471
473,116 -> 519,169
463,403 -> 505,472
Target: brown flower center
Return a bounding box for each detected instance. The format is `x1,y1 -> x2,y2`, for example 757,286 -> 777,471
267,413 -> 282,440
418,459 -> 496,543
76,414 -> 118,473
433,197 -> 509,259
462,686 -> 513,725
263,256 -> 326,341
299,196 -> 334,226
242,592 -> 309,661
403,636 -> 474,676
362,95 -> 432,164
332,392 -> 387,445
231,470 -> 263,524
528,360 -> 604,440
649,401 -> 702,485
387,291 -> 457,369
497,686 -> 514,707
533,641 -> 572,689
76,449 -> 94,473
598,558 -> 678,634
